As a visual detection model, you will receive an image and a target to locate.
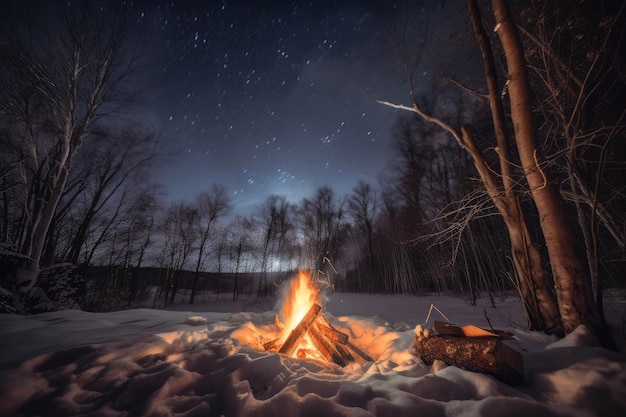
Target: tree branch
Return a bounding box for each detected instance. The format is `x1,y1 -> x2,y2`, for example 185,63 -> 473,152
445,76 -> 488,99
376,99 -> 464,145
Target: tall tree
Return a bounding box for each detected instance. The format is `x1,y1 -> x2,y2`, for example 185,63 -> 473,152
228,215 -> 255,301
125,188 -> 160,306
347,181 -> 378,280
0,1 -> 147,287
490,0 -> 601,336
299,186 -> 346,279
256,194 -> 293,296
153,202 -> 198,306
516,0 -> 626,332
380,0 -> 622,343
466,0 -> 561,332
189,184 -> 231,304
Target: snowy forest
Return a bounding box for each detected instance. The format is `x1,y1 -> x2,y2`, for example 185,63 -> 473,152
1,0 -> 625,341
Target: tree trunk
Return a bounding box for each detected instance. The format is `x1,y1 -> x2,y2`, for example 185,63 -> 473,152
24,146 -> 73,290
461,126 -> 562,333
467,0 -> 562,333
492,0 -> 600,335
503,210 -> 561,332
190,244 -> 205,305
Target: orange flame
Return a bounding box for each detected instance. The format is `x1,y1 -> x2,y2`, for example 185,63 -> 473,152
279,270 -> 320,348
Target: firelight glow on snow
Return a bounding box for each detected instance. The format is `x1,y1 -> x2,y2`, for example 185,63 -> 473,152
1,286 -> 625,416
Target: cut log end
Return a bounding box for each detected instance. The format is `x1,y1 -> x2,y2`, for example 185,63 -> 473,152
413,333 -> 524,385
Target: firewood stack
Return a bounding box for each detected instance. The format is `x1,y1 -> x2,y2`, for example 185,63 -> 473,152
264,303 -> 373,366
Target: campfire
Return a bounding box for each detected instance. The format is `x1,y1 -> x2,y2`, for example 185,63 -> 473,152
262,270 -> 372,366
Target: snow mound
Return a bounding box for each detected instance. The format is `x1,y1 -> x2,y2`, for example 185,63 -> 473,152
0,294 -> 625,416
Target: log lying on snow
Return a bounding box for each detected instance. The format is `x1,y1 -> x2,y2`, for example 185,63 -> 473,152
413,321 -> 524,385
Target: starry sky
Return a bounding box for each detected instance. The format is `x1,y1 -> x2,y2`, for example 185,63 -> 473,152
130,0 -> 472,213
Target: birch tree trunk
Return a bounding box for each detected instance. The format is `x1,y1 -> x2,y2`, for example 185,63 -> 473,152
3,2 -> 145,291
467,0 -> 561,333
491,0 -> 600,334
460,127 -> 561,332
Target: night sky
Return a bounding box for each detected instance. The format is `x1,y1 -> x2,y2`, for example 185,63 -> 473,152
128,1 -> 470,212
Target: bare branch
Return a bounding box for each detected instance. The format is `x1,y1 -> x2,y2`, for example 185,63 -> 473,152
445,76 -> 488,99
376,99 -> 463,145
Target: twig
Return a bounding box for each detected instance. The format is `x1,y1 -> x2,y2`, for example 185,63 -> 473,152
424,303 -> 450,326
323,257 -> 338,274
533,149 -> 547,190
445,76 -> 488,99
484,308 -> 495,331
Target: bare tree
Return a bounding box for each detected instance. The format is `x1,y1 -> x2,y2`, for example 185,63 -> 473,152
0,1 -> 148,289
153,202 -> 198,306
299,186 -> 346,281
379,0 -> 622,344
124,187 -> 161,305
380,0 -> 561,332
377,90 -> 488,297
347,181 -> 378,281
189,184 -> 231,304
79,187 -> 133,269
212,223 -> 229,299
80,185 -> 161,310
516,0 -> 626,333
256,194 -> 294,296
227,215 -> 255,301
64,126 -> 161,265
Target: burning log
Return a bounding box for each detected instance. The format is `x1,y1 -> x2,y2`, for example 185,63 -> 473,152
262,270 -> 373,366
308,322 -> 352,366
262,338 -> 280,352
346,342 -> 374,363
413,321 -> 524,385
266,302 -> 371,366
278,303 -> 322,356
315,315 -> 349,344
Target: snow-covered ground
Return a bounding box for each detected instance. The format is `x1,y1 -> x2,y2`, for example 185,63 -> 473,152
1,289 -> 625,417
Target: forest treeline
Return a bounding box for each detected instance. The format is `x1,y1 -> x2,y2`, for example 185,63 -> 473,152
0,0 -> 624,344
